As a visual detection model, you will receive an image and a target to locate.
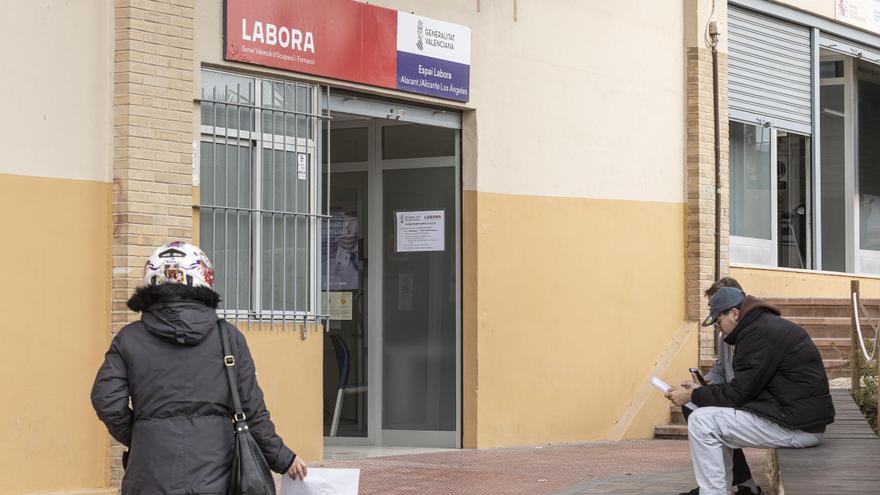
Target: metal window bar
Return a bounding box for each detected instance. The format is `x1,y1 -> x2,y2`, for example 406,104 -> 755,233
198,72 -> 330,330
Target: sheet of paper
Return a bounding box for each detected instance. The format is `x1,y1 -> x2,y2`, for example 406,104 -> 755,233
396,210 -> 444,252
281,468 -> 360,495
320,291 -> 353,321
650,376 -> 697,411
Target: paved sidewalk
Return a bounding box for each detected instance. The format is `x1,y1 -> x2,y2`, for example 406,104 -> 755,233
315,440 -> 771,495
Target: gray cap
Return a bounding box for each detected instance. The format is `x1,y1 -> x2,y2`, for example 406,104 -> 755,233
702,287 -> 745,327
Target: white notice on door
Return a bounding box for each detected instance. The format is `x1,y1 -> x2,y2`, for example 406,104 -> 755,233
395,210 -> 444,252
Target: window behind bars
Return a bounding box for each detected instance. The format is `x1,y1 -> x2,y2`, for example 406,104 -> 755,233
198,69 -> 325,325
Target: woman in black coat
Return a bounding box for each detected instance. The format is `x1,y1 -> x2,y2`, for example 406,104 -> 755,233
91,242 -> 307,493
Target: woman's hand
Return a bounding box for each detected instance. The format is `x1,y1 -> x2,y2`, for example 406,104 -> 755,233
288,456 -> 308,480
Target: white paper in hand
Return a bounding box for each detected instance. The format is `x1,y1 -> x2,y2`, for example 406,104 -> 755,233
281,468 -> 360,495
650,376 -> 697,411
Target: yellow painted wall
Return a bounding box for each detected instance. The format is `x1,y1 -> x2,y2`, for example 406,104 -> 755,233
732,266 -> 880,299
610,322 -> 700,440
0,173 -> 111,494
235,323 -> 325,463
466,192 -> 690,447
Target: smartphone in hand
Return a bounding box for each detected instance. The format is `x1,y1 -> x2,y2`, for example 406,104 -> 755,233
689,367 -> 708,386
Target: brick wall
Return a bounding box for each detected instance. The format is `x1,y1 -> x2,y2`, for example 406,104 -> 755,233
111,0 -> 194,487
686,46 -> 730,364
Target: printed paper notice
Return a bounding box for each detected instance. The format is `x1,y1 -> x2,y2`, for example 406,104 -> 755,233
321,292 -> 353,321
396,210 -> 445,252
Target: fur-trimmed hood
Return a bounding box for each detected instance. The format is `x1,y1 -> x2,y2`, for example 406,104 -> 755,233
127,284 -> 221,345
127,283 -> 220,312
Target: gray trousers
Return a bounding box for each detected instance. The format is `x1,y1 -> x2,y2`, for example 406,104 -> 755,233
687,407 -> 823,495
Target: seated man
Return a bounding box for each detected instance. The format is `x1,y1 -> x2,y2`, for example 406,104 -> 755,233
678,277 -> 760,495
666,288 -> 835,495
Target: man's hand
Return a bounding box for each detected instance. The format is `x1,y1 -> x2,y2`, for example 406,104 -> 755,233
288,457 -> 308,480
665,384 -> 696,407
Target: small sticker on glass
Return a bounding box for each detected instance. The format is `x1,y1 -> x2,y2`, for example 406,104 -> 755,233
297,153 -> 307,180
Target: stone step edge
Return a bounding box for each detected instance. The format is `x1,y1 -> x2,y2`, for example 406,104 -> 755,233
764,298 -> 880,305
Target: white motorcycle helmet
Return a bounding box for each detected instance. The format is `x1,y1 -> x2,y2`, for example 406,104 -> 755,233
143,241 -> 215,289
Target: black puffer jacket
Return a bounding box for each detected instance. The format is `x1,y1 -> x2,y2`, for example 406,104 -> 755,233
692,296 -> 835,432
91,290 -> 295,494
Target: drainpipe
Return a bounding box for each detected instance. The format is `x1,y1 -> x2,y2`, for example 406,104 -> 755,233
710,21 -> 721,281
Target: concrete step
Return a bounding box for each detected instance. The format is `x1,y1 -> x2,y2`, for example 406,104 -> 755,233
823,359 -> 850,379
790,316 -> 857,338
766,298 -> 880,318
813,337 -> 851,359
653,423 -> 688,439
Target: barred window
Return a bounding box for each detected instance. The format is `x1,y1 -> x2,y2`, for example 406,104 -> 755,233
199,69 -> 324,323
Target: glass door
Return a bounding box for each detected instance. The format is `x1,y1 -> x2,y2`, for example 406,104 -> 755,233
376,122 -> 460,447
322,120 -> 372,445
378,122 -> 459,447
819,55 -> 852,272
323,114 -> 461,449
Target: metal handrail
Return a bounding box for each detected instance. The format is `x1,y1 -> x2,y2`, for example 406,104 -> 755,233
851,290 -> 880,363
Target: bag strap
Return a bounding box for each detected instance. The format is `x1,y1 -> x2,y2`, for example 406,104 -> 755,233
217,320 -> 247,423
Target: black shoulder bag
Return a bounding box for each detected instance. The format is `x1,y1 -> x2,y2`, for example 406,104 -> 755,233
218,320 -> 277,495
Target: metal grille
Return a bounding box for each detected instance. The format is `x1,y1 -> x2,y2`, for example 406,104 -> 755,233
729,6 -> 813,134
198,69 -> 329,334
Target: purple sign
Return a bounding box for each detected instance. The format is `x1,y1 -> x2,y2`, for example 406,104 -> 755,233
396,52 -> 470,102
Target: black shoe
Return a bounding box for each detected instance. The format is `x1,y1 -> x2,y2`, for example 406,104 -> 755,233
735,486 -> 763,495
678,488 -> 699,495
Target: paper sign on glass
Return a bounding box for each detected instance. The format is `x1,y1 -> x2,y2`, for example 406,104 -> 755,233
321,292 -> 353,321
395,210 -> 444,252
281,468 -> 360,495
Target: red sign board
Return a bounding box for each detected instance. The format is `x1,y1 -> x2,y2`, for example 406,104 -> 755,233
225,0 -> 472,101
225,0 -> 397,89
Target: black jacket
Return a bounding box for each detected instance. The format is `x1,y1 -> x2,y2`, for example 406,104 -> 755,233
91,298 -> 295,494
692,296 -> 835,432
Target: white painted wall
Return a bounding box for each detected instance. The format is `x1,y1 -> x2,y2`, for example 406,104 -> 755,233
0,0 -> 113,182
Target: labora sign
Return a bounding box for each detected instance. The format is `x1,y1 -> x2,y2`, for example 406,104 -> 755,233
225,0 -> 471,102
240,19 -> 315,53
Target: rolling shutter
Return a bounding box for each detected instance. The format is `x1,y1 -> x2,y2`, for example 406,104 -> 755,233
728,6 -> 813,134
